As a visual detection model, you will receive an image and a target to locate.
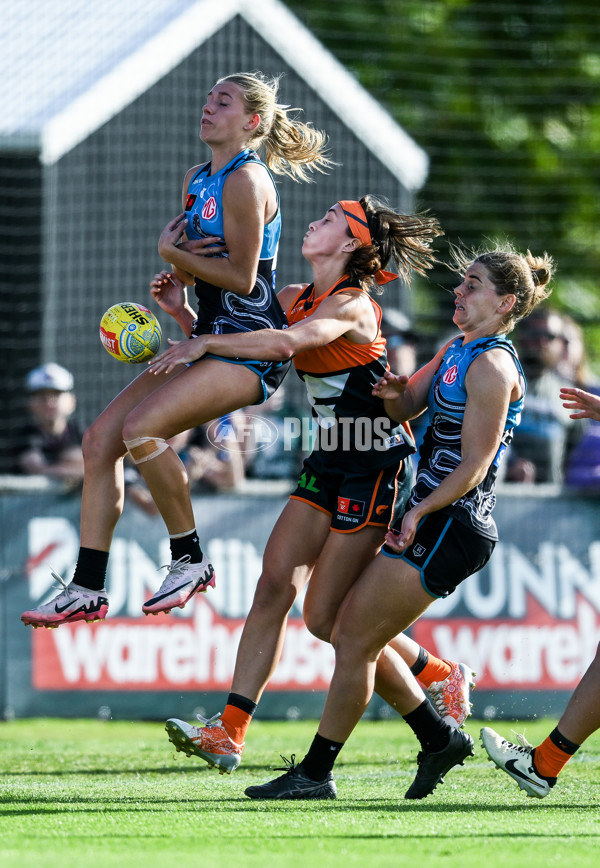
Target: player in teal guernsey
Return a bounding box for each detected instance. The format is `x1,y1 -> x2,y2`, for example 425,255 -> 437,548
21,72 -> 331,629
410,333 -> 525,539
184,148 -> 284,337
243,242 -> 555,803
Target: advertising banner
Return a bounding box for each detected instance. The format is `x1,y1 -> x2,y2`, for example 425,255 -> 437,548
1,486 -> 598,721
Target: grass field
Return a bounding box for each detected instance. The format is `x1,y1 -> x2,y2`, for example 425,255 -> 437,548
1,717 -> 599,867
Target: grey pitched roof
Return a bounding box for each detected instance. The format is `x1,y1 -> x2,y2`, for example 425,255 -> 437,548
0,0 -> 183,140
0,0 -> 428,190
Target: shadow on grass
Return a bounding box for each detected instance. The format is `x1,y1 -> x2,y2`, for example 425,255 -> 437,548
1,792 -> 597,819
1,752 -> 477,777
1,761 -> 301,777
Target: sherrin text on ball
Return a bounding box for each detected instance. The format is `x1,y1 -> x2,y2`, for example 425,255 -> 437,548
100,302 -> 162,363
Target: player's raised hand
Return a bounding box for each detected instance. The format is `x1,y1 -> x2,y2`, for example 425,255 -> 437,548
373,370 -> 410,399
157,213 -> 189,258
150,271 -> 186,317
560,386 -> 600,422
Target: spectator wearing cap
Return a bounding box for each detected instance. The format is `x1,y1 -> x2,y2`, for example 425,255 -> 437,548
14,363 -> 84,488
380,308 -> 420,379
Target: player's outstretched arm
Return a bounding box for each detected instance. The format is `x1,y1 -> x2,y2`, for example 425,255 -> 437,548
560,386 -> 600,422
148,287 -> 372,375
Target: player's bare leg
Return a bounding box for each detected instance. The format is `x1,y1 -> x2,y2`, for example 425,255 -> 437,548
80,366 -> 181,551
165,500 -> 332,770
22,367 -> 180,628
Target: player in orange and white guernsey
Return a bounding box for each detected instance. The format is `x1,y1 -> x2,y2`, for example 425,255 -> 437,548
21,71 -> 331,629
151,197 -> 475,774
286,273 -> 415,497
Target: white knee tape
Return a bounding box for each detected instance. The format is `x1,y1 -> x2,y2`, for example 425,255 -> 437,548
124,436 -> 169,465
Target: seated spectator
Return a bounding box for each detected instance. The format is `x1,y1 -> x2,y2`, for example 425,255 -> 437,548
185,417 -> 246,491
14,363 -> 84,489
559,314 -> 595,389
560,317 -> 600,494
564,418 -> 600,494
381,308 -> 427,465
243,387 -> 306,482
505,308 -> 583,484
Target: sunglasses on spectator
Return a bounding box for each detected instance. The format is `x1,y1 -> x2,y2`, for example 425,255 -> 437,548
522,331 -> 566,342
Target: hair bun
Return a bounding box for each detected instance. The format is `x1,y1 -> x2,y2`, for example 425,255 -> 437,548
526,250 -> 554,289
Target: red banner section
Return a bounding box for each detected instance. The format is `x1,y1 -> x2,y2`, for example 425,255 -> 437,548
414,596 -> 600,690
32,596 -> 335,692
7,488 -> 599,717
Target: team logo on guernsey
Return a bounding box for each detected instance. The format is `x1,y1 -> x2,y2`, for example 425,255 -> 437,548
185,193 -> 197,211
383,432 -> 406,450
442,364 -> 458,385
202,196 -> 217,220
337,497 -> 365,516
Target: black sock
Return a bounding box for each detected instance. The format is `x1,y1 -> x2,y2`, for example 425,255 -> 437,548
410,646 -> 429,678
548,727 -> 580,756
300,732 -> 344,781
227,692 -> 258,716
170,530 -> 203,564
72,547 -> 109,592
403,698 -> 451,753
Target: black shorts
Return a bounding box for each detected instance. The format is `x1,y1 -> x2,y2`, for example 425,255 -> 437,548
381,511 -> 495,598
290,450 -> 413,533
204,354 -> 291,404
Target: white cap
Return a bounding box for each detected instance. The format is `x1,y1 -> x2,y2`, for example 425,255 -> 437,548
26,363 -> 74,393
381,308 -> 412,333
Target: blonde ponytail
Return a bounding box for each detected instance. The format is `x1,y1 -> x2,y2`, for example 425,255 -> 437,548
219,72 -> 333,182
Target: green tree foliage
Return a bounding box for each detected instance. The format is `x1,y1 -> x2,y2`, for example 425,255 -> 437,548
283,0 -> 600,367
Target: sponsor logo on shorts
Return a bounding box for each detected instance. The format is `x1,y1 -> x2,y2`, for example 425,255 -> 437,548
337,497 -> 365,517
413,543 -> 427,558
297,472 -> 320,493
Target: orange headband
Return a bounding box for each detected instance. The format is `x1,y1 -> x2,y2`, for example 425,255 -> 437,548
337,200 -> 398,285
